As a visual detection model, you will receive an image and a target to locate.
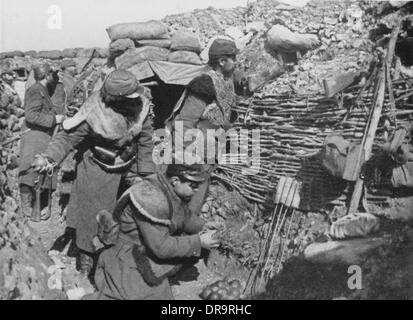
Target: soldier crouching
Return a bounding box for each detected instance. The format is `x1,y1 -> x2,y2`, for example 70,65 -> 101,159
85,163 -> 220,300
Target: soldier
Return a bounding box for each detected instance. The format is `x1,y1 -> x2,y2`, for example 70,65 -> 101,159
60,59 -> 77,78
48,60 -> 77,115
166,38 -> 239,216
25,62 -> 73,116
86,162 -> 220,300
32,70 -> 155,277
18,64 -> 65,220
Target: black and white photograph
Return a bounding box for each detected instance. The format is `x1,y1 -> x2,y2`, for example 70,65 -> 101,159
0,0 -> 413,304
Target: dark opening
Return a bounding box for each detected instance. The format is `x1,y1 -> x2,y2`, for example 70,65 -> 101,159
13,68 -> 28,80
148,76 -> 185,129
369,24 -> 392,42
396,38 -> 413,67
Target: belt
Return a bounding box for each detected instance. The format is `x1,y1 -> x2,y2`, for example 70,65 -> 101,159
26,123 -> 54,136
90,152 -> 137,173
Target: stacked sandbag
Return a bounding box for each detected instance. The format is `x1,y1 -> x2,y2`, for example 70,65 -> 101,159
95,48 -> 109,59
168,29 -> 203,65
62,48 -> 78,58
168,50 -> 203,65
106,20 -> 170,41
0,51 -> 25,59
136,39 -> 171,48
76,48 -> 95,58
115,46 -> 170,69
37,50 -> 63,60
106,20 -> 205,70
106,20 -> 171,69
170,30 -> 202,52
24,51 -> 38,58
109,39 -> 135,61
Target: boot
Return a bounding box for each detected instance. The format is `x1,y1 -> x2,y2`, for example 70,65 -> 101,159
20,187 -> 33,218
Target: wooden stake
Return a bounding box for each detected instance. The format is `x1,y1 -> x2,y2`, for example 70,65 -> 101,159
347,24 -> 400,215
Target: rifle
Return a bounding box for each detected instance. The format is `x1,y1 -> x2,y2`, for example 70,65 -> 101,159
31,172 -> 46,222
1,129 -> 30,147
81,49 -> 96,74
64,49 -> 96,115
0,79 -> 4,94
31,125 -> 60,222
64,69 -> 94,115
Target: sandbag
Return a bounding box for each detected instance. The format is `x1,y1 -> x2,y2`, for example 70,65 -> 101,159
266,24 -> 320,53
106,20 -> 169,41
319,135 -> 363,181
0,51 -> 25,58
62,48 -> 78,58
109,39 -> 135,59
136,39 -> 171,49
38,50 -> 63,60
170,30 -> 201,53
168,50 -> 203,65
115,46 -> 169,70
95,48 -> 109,59
24,50 -> 38,58
76,48 -> 96,58
329,213 -> 380,240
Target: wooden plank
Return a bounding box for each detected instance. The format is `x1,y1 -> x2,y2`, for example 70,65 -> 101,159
347,24 -> 400,215
323,71 -> 362,98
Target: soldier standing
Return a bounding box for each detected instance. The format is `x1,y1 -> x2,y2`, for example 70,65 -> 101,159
18,64 -> 65,220
32,70 -> 155,277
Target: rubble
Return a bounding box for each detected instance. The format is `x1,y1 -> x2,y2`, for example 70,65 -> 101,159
0,74 -> 92,300
0,174 -> 56,299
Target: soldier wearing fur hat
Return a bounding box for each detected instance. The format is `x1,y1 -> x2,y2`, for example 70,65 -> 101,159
85,162 -> 220,300
32,70 -> 155,277
166,38 -> 239,217
48,60 -> 77,115
25,61 -> 75,116
18,63 -> 65,220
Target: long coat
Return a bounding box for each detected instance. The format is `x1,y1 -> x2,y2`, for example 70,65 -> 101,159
18,82 -> 59,188
89,173 -> 205,300
43,92 -> 155,253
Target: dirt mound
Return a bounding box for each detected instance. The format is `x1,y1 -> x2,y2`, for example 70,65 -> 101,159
257,221 -> 413,300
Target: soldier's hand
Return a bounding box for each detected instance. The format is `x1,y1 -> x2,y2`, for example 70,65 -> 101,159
203,221 -> 224,231
66,105 -> 79,117
55,114 -> 65,124
199,230 -> 220,250
31,154 -> 50,173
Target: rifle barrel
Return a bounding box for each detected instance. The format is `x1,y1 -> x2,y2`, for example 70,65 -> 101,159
1,129 -> 30,147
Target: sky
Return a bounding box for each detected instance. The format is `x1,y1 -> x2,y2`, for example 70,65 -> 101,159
0,0 -> 309,52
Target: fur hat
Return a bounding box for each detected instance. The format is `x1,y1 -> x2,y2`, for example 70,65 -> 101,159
208,39 -> 239,60
33,63 -> 52,81
103,70 -> 144,99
